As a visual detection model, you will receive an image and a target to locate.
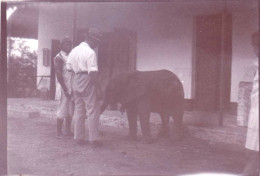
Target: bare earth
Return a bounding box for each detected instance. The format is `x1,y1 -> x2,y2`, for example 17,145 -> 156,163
7,112 -> 246,176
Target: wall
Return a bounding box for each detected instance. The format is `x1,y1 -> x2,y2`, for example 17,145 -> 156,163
75,2 -> 195,98
37,1 -> 258,101
37,3 -> 74,89
136,18 -> 193,99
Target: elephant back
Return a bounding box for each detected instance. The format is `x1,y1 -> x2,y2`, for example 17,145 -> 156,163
104,70 -> 184,111
123,70 -> 184,104
140,70 -> 184,98
146,70 -> 184,109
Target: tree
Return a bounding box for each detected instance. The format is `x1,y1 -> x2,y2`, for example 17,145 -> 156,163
7,37 -> 38,98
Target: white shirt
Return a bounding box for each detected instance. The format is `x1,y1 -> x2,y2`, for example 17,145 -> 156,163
66,42 -> 98,73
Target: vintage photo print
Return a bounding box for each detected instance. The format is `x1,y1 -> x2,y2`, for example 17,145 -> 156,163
1,0 -> 259,175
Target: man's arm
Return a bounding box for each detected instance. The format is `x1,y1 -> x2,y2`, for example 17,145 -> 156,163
66,48 -> 75,71
88,51 -> 104,99
54,56 -> 70,97
88,51 -> 99,83
89,71 -> 104,100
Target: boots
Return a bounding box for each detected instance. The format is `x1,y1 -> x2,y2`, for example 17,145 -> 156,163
56,119 -> 64,139
64,117 -> 73,137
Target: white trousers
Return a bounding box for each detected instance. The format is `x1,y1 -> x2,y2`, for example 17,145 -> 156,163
72,73 -> 100,142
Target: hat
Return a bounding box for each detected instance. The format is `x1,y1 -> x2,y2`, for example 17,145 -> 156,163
61,36 -> 72,45
88,28 -> 102,42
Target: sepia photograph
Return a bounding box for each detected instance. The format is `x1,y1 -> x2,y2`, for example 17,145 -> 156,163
0,0 -> 259,175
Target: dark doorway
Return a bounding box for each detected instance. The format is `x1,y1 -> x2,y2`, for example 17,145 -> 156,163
193,13 -> 232,112
97,28 -> 137,91
50,40 -> 60,100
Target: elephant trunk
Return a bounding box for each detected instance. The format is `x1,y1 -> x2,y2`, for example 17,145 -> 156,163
100,99 -> 109,114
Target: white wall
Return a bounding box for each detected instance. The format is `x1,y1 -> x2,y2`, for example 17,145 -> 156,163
136,18 -> 193,99
75,3 -> 194,98
37,1 -> 258,101
37,3 -> 74,89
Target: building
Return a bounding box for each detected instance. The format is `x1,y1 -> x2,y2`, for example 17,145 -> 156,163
7,0 -> 259,116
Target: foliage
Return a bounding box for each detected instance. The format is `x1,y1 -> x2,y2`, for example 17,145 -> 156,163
7,37 -> 38,98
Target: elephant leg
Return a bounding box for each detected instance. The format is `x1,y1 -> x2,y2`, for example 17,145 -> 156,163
138,99 -> 152,143
158,113 -> 170,138
126,107 -> 138,140
172,108 -> 184,140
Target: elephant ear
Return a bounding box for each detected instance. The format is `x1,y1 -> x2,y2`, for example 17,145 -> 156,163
121,74 -> 147,104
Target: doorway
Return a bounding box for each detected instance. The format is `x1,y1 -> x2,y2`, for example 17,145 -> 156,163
97,28 -> 137,91
193,13 -> 232,112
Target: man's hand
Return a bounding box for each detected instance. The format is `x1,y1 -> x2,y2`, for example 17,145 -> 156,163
89,71 -> 98,80
63,88 -> 71,98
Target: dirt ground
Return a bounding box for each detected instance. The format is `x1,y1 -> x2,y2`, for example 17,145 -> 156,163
8,113 -> 246,176
8,112 -> 245,176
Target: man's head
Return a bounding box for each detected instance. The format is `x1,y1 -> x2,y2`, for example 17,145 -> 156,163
85,28 -> 102,49
251,30 -> 259,56
60,36 -> 72,54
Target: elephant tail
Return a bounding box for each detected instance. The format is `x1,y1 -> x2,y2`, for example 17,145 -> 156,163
119,104 -> 126,114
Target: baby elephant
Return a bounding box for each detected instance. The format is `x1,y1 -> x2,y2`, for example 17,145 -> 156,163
100,70 -> 184,143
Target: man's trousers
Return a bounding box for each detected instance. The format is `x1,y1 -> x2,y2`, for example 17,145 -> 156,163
72,73 -> 100,142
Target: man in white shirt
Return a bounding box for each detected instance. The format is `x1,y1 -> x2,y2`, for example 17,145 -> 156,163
67,28 -> 102,147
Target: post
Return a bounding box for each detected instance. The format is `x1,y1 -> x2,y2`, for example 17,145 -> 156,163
0,2 -> 8,175
219,12 -> 232,126
218,12 -> 225,127
73,3 -> 78,47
